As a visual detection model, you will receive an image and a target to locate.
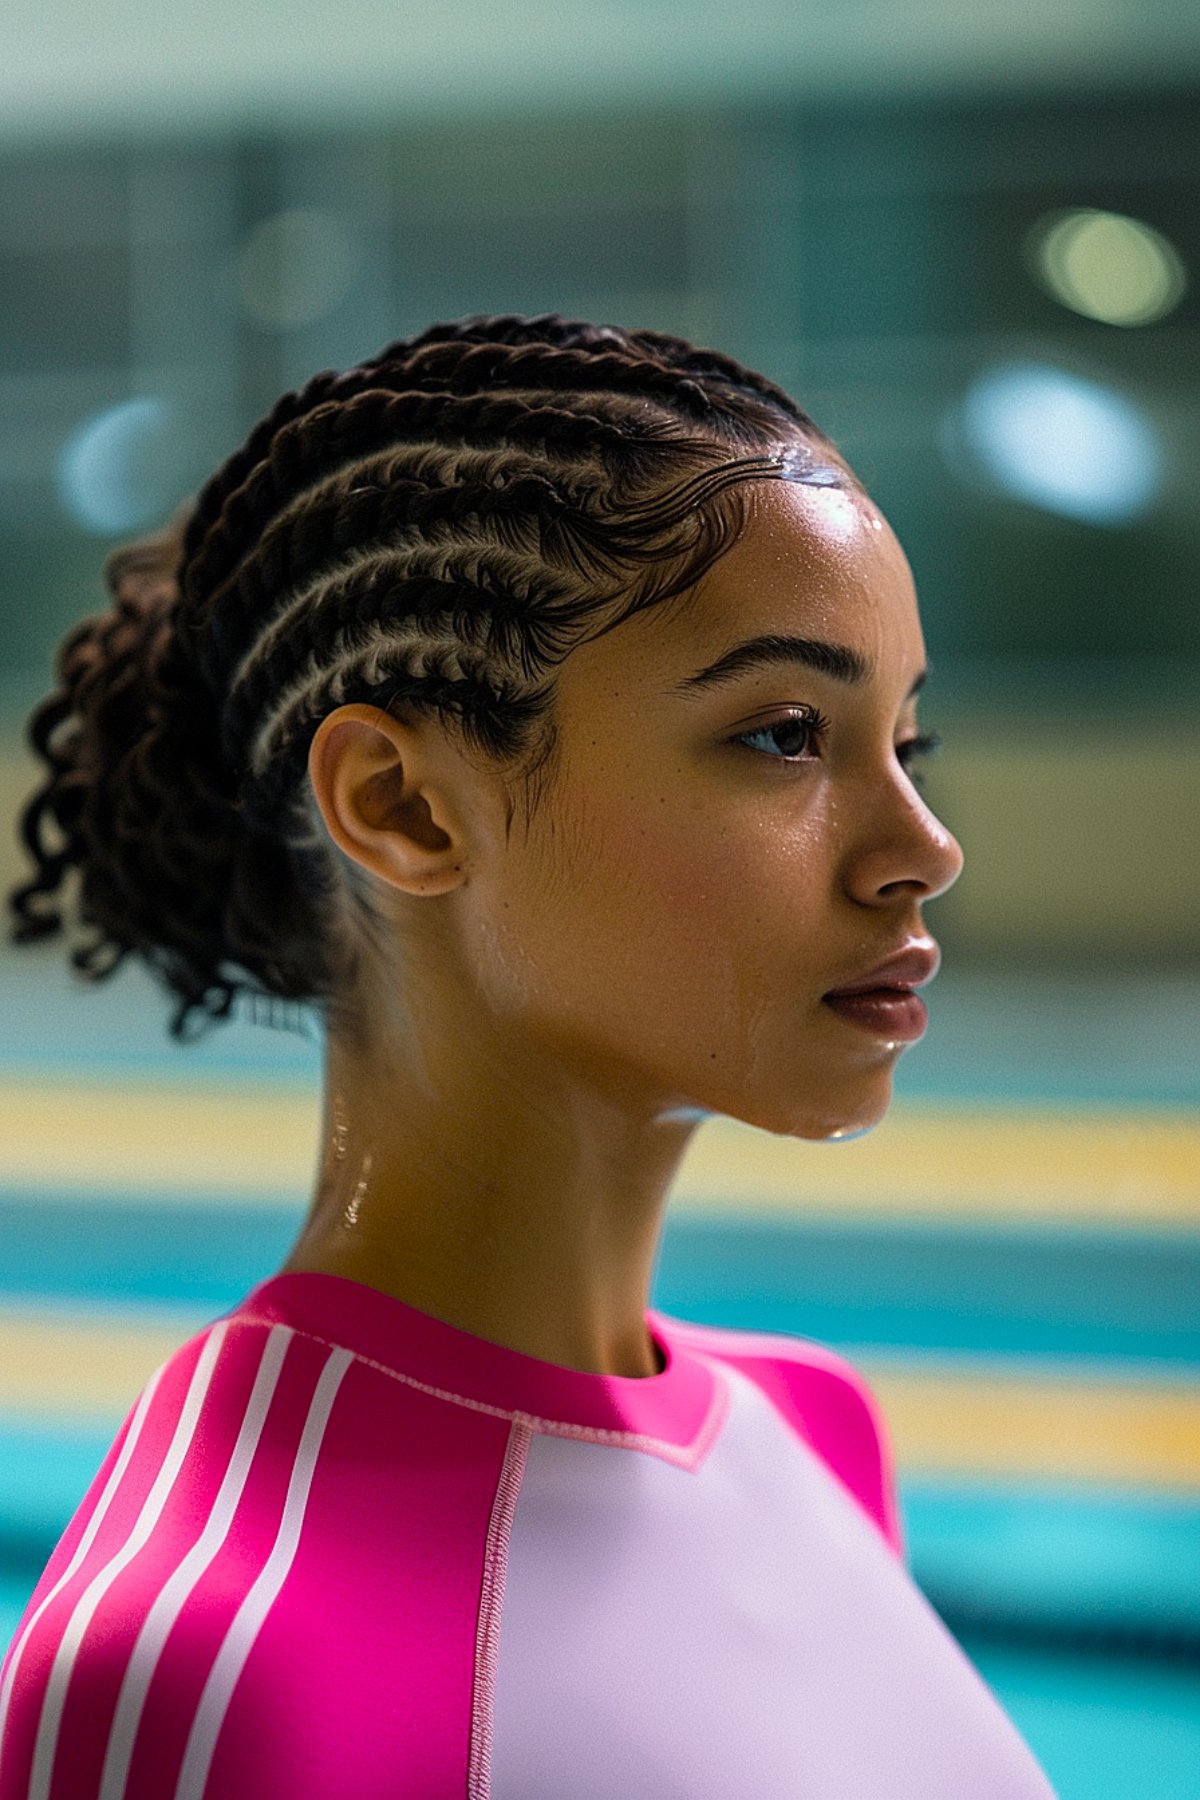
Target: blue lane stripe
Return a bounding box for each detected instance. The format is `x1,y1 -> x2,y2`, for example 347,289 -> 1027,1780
0,1195 -> 296,1310
652,1214 -> 1200,1364
0,1421 -> 120,1562
2,1198 -> 1198,1361
901,1479 -> 1200,1647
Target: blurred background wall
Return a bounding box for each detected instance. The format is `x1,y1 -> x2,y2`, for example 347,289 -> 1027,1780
0,33 -> 1197,963
0,5 -> 1197,1796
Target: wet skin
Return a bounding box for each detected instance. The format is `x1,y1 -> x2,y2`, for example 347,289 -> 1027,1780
278,476 -> 964,1377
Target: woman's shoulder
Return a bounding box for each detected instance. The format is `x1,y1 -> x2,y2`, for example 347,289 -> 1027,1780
652,1311 -> 904,1557
0,1308 -> 425,1797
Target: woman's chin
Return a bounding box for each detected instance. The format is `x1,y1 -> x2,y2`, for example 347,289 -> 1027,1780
678,1048 -> 898,1141
806,1071 -> 897,1140
720,1083 -> 892,1143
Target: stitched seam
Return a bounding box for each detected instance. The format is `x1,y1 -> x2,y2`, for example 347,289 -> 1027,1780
229,1315 -> 706,1459
681,1354 -> 733,1469
468,1422 -> 531,1800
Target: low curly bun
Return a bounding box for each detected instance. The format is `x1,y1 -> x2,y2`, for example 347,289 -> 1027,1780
7,508 -> 339,1040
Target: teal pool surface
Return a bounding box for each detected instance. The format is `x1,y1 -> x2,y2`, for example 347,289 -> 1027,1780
1,1198 -> 1198,1364
963,1638 -> 1200,1800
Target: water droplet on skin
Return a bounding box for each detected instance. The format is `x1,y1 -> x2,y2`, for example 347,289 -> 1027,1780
342,1150 -> 372,1231
821,1122 -> 878,1144
332,1093 -> 349,1163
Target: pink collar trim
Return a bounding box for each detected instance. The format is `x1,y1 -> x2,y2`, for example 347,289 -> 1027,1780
235,1271 -> 718,1451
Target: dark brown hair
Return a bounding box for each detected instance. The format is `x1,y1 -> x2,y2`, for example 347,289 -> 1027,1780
6,312 -> 855,1044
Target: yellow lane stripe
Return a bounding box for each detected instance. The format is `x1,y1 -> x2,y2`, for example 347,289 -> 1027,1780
0,1081 -> 321,1203
0,1079 -> 1196,1226
862,1363 -> 1200,1489
0,1309 -> 1197,1488
678,1106 -> 1200,1228
0,1310 -> 206,1418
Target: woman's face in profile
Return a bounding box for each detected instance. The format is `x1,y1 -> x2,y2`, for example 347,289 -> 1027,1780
463,473 -> 965,1142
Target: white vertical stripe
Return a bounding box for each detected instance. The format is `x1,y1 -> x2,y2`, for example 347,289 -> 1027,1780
97,1326 -> 294,1800
24,1323 -> 230,1800
0,1360 -> 168,1758
174,1345 -> 353,1800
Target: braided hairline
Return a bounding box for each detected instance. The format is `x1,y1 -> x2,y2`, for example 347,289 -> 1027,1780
180,320 -> 808,606
178,312 -> 819,604
238,454 -> 835,842
208,420 -> 776,683
230,487 -> 715,789
181,321 -> 843,856
224,434 -> 823,793
212,402 -> 812,630
247,612 -> 528,794
182,382 -> 693,622
208,425 -> 693,756
225,532 -> 599,768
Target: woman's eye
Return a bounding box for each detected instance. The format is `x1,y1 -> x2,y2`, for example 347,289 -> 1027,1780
730,708 -> 829,763
731,714 -> 943,787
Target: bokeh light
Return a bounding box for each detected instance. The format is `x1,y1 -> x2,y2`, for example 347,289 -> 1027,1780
236,206 -> 361,329
1024,207 -> 1187,328
56,397 -> 185,535
941,361 -> 1162,526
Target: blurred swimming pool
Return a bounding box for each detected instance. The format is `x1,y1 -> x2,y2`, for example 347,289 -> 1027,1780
1,949 -> 1197,1798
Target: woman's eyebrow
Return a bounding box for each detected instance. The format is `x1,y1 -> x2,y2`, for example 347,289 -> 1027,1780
666,633 -> 928,700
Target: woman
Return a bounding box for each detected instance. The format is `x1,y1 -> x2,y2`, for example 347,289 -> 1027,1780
0,313 -> 1054,1797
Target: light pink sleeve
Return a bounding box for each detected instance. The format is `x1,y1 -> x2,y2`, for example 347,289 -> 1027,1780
649,1313 -> 905,1559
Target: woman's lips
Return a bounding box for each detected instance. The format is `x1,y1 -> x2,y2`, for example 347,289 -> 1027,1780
821,988 -> 928,1040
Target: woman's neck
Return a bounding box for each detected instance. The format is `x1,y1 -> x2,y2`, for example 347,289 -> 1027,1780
277,1029 -> 701,1378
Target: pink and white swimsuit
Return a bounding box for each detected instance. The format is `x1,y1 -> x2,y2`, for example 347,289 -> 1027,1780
0,1270 -> 1054,1797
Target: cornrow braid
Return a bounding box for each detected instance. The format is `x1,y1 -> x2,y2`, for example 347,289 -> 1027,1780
360,312 -> 814,428
182,384 -> 665,641
8,312 -> 856,1042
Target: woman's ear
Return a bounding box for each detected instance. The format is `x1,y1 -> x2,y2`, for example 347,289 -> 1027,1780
307,704 -> 471,897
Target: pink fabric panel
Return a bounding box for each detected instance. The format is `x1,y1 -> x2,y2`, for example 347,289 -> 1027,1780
43,1323 -> 269,1800
202,1334 -> 513,1799
1,1309 -> 514,1799
0,1330 -> 211,1798
113,1322 -> 326,1800
490,1361 -> 1053,1798
651,1312 -> 904,1557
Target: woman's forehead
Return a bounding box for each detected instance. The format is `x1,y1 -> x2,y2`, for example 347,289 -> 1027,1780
560,482 -> 922,714
650,481 -> 914,665
729,475 -> 897,568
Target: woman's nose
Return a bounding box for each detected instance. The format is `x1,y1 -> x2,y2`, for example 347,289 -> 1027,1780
851,784 -> 965,906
